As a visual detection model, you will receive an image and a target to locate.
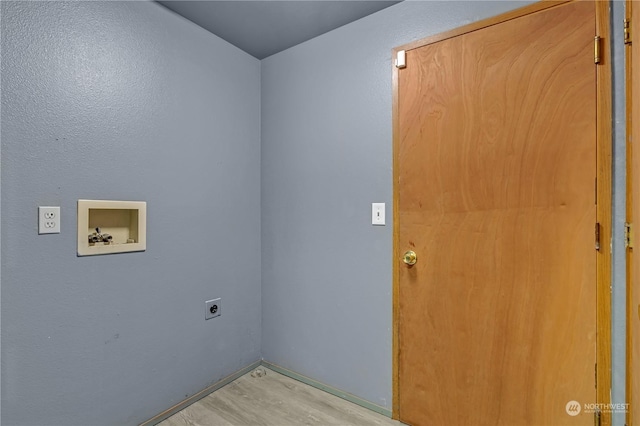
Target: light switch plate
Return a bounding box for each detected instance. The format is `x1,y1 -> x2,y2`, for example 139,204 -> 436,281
372,203 -> 385,226
39,206 -> 60,234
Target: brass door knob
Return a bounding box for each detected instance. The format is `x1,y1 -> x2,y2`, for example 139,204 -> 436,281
403,250 -> 417,266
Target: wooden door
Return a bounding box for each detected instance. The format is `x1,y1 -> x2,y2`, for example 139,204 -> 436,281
394,2 -> 603,425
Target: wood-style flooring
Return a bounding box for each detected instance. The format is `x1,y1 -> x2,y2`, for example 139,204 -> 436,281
159,368 -> 402,426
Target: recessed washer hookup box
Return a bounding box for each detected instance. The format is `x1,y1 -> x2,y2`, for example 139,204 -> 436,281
77,199 -> 146,256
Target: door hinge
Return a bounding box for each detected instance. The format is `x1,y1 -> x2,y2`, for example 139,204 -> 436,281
395,50 -> 406,69
624,18 -> 631,45
594,36 -> 601,64
594,363 -> 597,388
625,222 -> 634,248
595,222 -> 601,251
594,409 -> 602,426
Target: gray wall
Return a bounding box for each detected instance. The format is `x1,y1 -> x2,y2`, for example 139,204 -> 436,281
1,0 -> 628,425
261,0 -> 626,415
611,2 -> 627,425
0,2 -> 261,425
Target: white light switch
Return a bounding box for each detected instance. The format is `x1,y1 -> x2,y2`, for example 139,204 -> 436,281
39,206 -> 60,234
372,203 -> 385,226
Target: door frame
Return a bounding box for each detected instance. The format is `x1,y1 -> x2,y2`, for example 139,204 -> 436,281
391,1 -> 612,423
626,0 -> 636,424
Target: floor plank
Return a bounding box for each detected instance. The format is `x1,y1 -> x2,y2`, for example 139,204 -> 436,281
159,368 -> 402,426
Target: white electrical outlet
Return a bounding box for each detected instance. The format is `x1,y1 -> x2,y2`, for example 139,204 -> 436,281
39,206 -> 60,234
205,298 -> 221,320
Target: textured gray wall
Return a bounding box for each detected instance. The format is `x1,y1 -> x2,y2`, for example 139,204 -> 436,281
611,2 -> 627,425
1,2 -> 261,425
0,0 -> 628,424
261,0 -> 626,413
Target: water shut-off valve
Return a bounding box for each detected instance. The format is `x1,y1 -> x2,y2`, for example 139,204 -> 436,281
89,227 -> 113,244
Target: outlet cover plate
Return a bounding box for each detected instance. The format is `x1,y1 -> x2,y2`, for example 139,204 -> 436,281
205,298 -> 221,320
39,206 -> 60,234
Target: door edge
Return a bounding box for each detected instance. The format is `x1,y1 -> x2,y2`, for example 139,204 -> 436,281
596,2 -> 613,425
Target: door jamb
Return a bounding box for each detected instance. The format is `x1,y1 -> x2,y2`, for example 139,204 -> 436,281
391,1 -> 612,423
626,1 -> 635,424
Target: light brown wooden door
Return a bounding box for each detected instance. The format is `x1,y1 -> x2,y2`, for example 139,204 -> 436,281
396,2 -> 598,425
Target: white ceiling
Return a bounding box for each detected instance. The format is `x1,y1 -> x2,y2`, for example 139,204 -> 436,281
157,1 -> 402,59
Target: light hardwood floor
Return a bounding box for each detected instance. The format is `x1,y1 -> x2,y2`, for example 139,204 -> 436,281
159,368 -> 403,426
